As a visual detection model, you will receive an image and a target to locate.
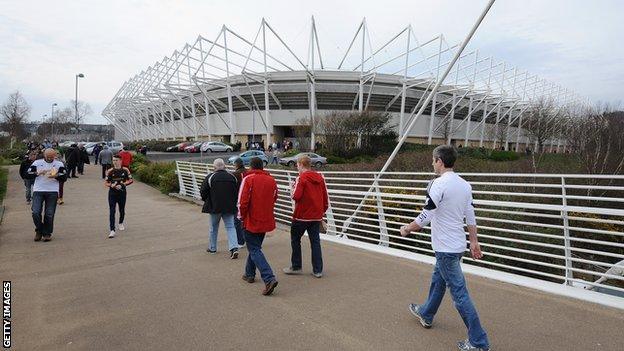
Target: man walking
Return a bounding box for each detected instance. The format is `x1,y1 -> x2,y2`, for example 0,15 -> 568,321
231,157 -> 246,246
65,143 -> 79,178
99,145 -> 113,179
20,151 -> 37,205
104,155 -> 133,238
118,147 -> 133,168
27,148 -> 68,242
400,145 -> 490,351
238,157 -> 279,295
77,143 -> 90,175
200,158 -> 240,258
93,142 -> 102,165
283,155 -> 328,278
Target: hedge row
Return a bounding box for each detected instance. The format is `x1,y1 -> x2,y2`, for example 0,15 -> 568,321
129,153 -> 179,194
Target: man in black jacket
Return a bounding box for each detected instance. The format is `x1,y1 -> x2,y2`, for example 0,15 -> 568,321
77,143 -> 90,175
232,157 -> 246,246
19,151 -> 38,204
200,158 -> 240,259
65,144 -> 79,178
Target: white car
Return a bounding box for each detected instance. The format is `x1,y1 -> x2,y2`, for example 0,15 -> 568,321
106,141 -> 124,154
200,141 -> 233,153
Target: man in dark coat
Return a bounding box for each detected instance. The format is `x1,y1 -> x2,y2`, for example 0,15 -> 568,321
200,158 -> 240,259
19,151 -> 38,204
77,143 -> 90,175
65,144 -> 80,178
232,157 -> 246,246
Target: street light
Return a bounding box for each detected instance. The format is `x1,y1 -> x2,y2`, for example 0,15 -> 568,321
51,103 -> 57,139
75,73 -> 85,125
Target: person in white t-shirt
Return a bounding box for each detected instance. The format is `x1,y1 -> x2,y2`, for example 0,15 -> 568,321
26,148 -> 68,242
399,145 -> 490,351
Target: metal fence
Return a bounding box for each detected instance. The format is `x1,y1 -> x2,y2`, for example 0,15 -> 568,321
176,160 -> 624,296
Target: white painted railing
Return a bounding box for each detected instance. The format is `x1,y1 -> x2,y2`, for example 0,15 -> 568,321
176,161 -> 624,298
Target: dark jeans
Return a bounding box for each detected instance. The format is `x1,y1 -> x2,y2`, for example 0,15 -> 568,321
31,191 -> 58,236
77,161 -> 84,174
108,190 -> 127,231
419,252 -> 489,349
101,164 -> 111,179
234,218 -> 245,245
94,152 -> 100,165
244,231 -> 275,284
290,220 -> 323,274
68,165 -> 77,177
23,179 -> 34,202
59,181 -> 64,199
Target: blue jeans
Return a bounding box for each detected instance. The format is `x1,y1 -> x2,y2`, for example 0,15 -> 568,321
23,179 -> 34,202
209,213 -> 239,251
244,231 -> 276,284
234,218 -> 245,245
31,191 -> 58,236
290,220 -> 323,274
419,252 -> 489,349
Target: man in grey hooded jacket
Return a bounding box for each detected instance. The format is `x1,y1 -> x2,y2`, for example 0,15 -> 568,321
99,145 -> 113,179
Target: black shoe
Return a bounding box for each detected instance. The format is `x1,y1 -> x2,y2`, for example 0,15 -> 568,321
42,235 -> 52,242
206,249 -> 216,254
230,249 -> 239,259
34,231 -> 42,241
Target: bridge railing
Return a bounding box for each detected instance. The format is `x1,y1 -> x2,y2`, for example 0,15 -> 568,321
176,160 -> 624,296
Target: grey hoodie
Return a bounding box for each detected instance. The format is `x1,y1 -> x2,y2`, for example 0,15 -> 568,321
99,147 -> 113,165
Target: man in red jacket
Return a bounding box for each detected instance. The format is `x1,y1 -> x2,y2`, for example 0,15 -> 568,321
238,157 -> 279,295
118,147 -> 133,168
283,155 -> 329,278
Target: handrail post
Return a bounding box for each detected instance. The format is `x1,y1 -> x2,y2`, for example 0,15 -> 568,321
176,161 -> 187,196
375,184 -> 389,247
561,176 -> 573,286
191,163 -> 201,199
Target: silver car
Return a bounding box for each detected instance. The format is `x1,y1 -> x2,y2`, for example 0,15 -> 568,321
107,141 -> 124,154
201,141 -> 233,153
279,152 -> 328,167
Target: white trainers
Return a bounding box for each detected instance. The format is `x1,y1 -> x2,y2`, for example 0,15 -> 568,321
118,223 -> 125,231
108,230 -> 116,238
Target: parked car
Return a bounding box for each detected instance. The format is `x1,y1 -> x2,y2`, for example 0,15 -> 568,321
279,152 -> 328,168
166,142 -> 191,152
59,141 -> 76,147
84,142 -> 99,155
201,141 -> 233,153
184,142 -> 204,153
106,141 -> 124,154
228,150 -> 269,166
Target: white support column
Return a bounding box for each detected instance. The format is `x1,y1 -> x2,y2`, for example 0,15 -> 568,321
263,22 -> 272,145
224,28 -> 236,143
464,97 -> 474,146
427,36 -> 444,145
204,96 -> 212,141
479,103 -> 487,147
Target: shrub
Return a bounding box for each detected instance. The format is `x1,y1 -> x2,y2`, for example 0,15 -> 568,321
130,157 -> 179,194
488,150 -> 520,162
325,155 -> 348,164
282,149 -> 300,158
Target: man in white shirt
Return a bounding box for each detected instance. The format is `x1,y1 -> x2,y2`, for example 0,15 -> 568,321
400,145 -> 490,351
27,148 -> 68,242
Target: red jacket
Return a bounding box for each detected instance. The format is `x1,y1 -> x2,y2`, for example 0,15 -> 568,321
237,169 -> 278,234
118,150 -> 133,168
292,170 -> 329,221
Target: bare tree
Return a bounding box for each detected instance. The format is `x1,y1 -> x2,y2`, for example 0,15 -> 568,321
70,100 -> 92,125
567,104 -> 624,191
0,91 -> 30,140
520,98 -> 564,172
293,118 -> 311,151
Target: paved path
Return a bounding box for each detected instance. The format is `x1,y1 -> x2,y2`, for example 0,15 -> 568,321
0,164 -> 622,350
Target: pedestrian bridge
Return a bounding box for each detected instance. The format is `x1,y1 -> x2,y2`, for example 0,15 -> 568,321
0,164 -> 622,350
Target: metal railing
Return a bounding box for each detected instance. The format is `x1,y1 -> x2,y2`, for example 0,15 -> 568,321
176,161 -> 624,297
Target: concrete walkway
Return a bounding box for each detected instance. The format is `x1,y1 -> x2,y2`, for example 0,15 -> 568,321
0,164 -> 622,351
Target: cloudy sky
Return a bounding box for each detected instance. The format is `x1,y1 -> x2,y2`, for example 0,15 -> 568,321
1,0 -> 622,124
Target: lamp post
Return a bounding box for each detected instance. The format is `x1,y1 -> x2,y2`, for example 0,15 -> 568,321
75,73 -> 85,125
51,103 -> 57,139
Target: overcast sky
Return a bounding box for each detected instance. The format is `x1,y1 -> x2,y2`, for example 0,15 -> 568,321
1,0 -> 622,124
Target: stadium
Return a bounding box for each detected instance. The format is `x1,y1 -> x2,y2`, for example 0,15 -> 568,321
103,18 -> 583,151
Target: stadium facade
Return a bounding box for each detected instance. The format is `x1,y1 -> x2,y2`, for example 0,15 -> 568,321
103,18 -> 583,151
